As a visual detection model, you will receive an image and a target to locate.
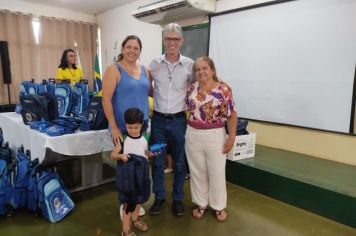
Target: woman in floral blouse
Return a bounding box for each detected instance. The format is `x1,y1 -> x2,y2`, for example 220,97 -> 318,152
185,57 -> 237,222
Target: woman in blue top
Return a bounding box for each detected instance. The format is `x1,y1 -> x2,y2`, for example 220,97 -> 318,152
102,35 -> 152,236
103,35 -> 152,145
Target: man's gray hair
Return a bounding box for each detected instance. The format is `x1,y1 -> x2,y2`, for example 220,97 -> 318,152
163,23 -> 183,37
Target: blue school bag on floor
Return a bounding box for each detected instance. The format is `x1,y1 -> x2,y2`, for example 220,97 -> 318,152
0,142 -> 12,165
72,80 -> 89,116
55,82 -> 72,116
37,170 -> 74,222
0,128 -> 3,148
12,147 -> 31,210
27,159 -> 40,213
0,160 -> 13,216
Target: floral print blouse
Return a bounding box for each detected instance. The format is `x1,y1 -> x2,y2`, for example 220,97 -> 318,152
186,81 -> 236,129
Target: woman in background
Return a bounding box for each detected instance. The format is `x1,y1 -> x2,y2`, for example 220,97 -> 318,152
56,49 -> 83,86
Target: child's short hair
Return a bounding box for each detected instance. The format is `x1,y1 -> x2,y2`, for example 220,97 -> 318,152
124,108 -> 144,124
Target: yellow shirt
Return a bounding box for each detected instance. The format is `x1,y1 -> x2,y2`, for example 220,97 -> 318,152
56,67 -> 83,86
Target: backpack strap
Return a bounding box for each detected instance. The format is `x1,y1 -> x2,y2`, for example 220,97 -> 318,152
143,133 -> 149,142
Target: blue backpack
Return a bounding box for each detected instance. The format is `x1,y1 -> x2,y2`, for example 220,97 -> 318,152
51,116 -> 80,135
72,80 -> 89,116
27,159 -> 40,214
116,154 -> 151,213
19,81 -> 30,96
237,119 -> 249,135
225,118 -> 249,135
0,128 -> 3,148
37,80 -> 47,95
84,96 -> 108,130
46,79 -> 56,97
0,142 -> 12,165
37,170 -> 74,222
38,79 -> 56,96
20,94 -> 47,124
16,81 -> 32,114
0,160 -> 13,216
28,80 -> 39,95
55,82 -> 72,116
12,148 -> 31,210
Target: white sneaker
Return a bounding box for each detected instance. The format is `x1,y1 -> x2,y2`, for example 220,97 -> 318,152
120,204 -> 145,219
139,206 -> 145,216
164,168 -> 173,174
120,204 -> 123,220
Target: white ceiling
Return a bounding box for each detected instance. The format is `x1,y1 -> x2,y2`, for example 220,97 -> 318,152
20,0 -> 135,15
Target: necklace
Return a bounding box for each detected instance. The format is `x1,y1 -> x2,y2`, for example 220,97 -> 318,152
165,62 -> 178,82
68,67 -> 76,78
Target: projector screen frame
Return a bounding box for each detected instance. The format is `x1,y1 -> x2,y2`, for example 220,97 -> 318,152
207,0 -> 356,136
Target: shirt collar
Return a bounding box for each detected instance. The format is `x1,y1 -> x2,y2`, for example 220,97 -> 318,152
126,133 -> 142,140
160,52 -> 184,65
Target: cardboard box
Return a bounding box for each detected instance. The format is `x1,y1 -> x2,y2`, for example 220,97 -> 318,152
227,132 -> 256,161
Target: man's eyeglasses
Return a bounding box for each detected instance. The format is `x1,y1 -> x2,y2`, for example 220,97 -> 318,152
164,37 -> 181,43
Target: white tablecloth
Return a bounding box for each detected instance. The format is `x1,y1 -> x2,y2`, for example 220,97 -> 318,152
0,112 -> 114,162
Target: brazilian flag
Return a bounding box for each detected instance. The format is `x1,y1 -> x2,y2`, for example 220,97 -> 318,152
93,54 -> 102,96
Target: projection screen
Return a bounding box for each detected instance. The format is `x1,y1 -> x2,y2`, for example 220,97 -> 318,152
209,0 -> 356,133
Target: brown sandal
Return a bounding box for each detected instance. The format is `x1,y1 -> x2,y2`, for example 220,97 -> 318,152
215,209 -> 228,222
192,206 -> 207,219
131,218 -> 149,232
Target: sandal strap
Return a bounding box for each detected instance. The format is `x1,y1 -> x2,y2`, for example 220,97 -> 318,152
131,218 -> 149,231
215,209 -> 228,222
216,210 -> 223,215
193,206 -> 207,218
197,207 -> 205,213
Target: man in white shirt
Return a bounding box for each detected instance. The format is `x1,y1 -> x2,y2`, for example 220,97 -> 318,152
149,23 -> 194,217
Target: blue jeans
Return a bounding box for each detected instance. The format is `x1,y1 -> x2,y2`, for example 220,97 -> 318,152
150,113 -> 187,201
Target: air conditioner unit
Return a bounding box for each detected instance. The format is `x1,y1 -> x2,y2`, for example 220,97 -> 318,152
132,0 -> 216,25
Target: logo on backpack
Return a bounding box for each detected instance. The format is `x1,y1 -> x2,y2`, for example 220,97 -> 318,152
25,113 -> 33,122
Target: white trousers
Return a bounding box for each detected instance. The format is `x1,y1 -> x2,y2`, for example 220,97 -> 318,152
185,126 -> 227,210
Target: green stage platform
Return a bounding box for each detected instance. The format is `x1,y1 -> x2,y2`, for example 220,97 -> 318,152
226,145 -> 356,228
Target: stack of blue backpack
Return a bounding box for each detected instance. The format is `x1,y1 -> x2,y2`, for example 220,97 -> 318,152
18,79 -> 89,118
17,78 -> 97,136
0,129 -> 74,222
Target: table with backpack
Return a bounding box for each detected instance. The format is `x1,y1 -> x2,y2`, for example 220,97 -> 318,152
0,112 -> 114,163
0,79 -> 119,222
2,79 -> 113,160
1,79 -> 116,190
